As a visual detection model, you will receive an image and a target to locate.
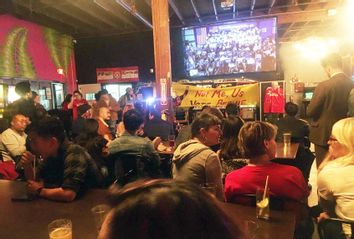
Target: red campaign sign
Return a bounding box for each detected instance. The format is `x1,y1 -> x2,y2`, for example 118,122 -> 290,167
96,66 -> 139,83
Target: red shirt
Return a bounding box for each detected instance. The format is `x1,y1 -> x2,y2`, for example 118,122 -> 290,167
225,162 -> 309,202
72,99 -> 88,120
263,87 -> 285,113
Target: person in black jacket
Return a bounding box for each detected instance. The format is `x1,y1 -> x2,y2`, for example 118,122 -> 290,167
4,81 -> 37,127
143,109 -> 174,141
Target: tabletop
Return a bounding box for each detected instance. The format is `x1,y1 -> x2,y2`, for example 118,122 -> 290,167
275,143 -> 299,159
0,180 -> 108,239
0,180 -> 296,239
219,202 -> 296,239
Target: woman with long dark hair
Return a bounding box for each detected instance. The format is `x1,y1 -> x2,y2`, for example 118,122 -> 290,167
218,116 -> 246,176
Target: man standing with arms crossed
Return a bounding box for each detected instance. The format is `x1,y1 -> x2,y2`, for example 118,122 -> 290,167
307,53 -> 354,167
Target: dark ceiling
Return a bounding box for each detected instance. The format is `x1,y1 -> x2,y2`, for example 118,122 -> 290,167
0,0 -> 343,43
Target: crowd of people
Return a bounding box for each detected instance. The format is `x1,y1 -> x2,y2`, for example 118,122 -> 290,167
184,24 -> 276,77
0,53 -> 353,239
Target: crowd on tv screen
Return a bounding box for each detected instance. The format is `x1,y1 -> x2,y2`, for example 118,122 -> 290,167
184,25 -> 276,77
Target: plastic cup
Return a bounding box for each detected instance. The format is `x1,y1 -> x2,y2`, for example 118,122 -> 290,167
283,133 -> 291,145
48,219 -> 72,239
256,188 -> 270,220
168,135 -> 175,148
91,204 -> 110,233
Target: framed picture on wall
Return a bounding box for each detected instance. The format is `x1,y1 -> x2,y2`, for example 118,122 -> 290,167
45,87 -> 52,100
259,81 -> 286,122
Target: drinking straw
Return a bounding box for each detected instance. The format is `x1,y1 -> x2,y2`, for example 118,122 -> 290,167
262,175 -> 269,200
33,156 -> 36,181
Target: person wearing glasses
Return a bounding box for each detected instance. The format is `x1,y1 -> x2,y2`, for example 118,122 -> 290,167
317,117 -> 354,238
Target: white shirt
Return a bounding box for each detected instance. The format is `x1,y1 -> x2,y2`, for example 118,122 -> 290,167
0,128 -> 27,162
318,160 -> 354,220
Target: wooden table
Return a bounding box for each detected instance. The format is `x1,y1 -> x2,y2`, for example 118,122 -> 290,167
219,203 -> 296,239
0,180 -> 295,239
275,143 -> 299,159
0,180 -> 108,239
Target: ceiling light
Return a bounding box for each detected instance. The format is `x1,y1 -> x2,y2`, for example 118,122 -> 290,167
221,0 -> 234,9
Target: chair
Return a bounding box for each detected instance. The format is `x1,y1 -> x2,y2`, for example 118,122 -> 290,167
318,217 -> 354,239
229,194 -> 314,239
110,152 -> 160,186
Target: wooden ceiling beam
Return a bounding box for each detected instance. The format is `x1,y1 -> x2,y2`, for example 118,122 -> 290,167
169,0 -> 185,25
13,1 -> 96,34
13,5 -> 78,36
68,0 -> 122,29
93,0 -> 139,29
190,0 -> 202,23
51,4 -> 111,30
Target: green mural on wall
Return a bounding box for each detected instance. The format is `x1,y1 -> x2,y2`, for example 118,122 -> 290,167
0,27 -> 36,79
43,28 -> 73,76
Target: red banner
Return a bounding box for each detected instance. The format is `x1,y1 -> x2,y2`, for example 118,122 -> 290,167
96,66 -> 139,83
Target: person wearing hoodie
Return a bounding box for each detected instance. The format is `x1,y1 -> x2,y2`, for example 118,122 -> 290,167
172,113 -> 224,201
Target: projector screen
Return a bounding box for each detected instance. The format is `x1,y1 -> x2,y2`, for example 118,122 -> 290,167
182,17 -> 277,77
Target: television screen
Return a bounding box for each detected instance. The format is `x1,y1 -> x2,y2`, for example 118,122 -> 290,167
182,17 -> 277,77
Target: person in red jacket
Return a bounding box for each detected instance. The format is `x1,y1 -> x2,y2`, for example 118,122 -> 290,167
225,121 -> 309,203
70,91 -> 88,121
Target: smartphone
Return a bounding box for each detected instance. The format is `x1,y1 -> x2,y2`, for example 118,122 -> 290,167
11,193 -> 34,202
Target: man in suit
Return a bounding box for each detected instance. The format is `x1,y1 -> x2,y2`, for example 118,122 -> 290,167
307,53 -> 354,167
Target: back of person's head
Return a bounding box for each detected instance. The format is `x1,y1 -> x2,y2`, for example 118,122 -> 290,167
285,102 -> 298,116
225,103 -> 239,116
29,117 -> 66,144
123,109 -> 144,132
100,179 -> 241,239
95,89 -> 109,101
191,113 -> 221,138
220,116 -> 244,160
222,116 -> 244,140
238,121 -> 277,158
201,105 -> 211,111
202,107 -> 224,120
83,118 -> 99,136
15,81 -> 31,96
331,117 -> 354,156
149,109 -> 161,119
321,53 -> 342,69
123,104 -> 134,115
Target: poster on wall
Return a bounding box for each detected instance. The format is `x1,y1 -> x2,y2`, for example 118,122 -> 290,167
96,66 -> 139,83
0,15 -> 76,92
259,81 -> 285,122
172,83 -> 259,108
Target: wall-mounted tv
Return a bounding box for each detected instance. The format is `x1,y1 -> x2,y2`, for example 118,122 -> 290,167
182,17 -> 277,78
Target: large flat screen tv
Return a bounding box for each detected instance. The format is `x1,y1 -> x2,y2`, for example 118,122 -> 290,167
182,17 -> 277,77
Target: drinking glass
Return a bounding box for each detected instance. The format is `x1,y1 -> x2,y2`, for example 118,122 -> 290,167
283,132 -> 291,146
48,219 -> 72,239
91,204 -> 110,233
168,135 -> 175,148
256,188 -> 270,220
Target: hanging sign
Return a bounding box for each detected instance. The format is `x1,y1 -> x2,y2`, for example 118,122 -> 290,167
96,66 -> 139,83
160,78 -> 167,105
172,83 -> 259,108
